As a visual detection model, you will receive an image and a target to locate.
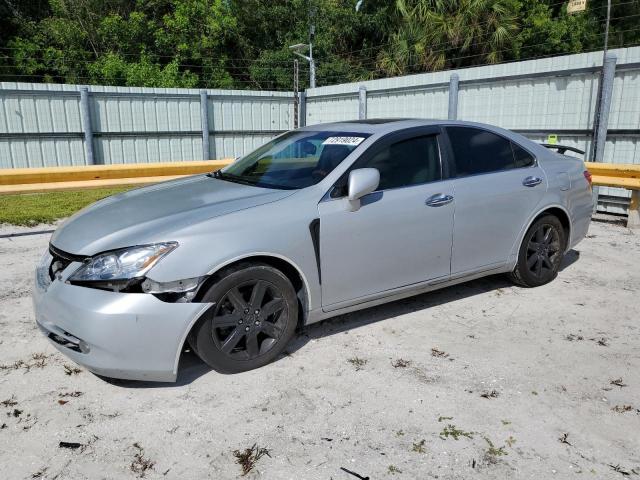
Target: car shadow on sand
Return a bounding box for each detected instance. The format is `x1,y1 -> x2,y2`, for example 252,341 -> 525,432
103,249 -> 580,388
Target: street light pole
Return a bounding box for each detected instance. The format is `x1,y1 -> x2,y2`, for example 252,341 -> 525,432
309,43 -> 316,89
293,59 -> 299,128
289,43 -> 316,89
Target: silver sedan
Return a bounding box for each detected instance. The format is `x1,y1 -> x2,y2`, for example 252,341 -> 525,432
33,119 -> 593,381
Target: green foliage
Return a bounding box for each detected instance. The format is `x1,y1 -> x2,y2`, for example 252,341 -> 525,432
378,0 -> 520,75
1,0 -> 639,89
513,0 -> 601,58
439,424 -> 474,440
88,54 -> 199,87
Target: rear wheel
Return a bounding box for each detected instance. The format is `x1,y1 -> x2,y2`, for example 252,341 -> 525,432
189,263 -> 298,373
509,215 -> 566,287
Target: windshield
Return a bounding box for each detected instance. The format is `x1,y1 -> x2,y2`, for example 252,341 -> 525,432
218,130 -> 370,189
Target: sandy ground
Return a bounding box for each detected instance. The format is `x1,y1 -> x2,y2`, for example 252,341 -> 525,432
0,220 -> 639,480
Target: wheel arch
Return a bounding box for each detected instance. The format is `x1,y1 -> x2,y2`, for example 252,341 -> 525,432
171,253 -> 311,377
511,204 -> 572,266
536,206 -> 571,247
197,253 -> 310,313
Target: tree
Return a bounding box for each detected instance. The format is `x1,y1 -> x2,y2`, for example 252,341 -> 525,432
513,0 -> 600,59
377,0 -> 520,76
228,0 -> 394,88
1,0 -> 639,88
5,0 -> 237,87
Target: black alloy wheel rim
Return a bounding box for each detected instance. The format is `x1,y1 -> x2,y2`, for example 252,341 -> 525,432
526,223 -> 561,279
211,280 -> 287,360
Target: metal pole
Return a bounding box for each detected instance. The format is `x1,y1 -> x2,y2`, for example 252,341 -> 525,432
79,87 -> 95,165
309,5 -> 316,89
299,91 -> 307,127
358,85 -> 367,120
199,89 -> 210,160
448,73 -> 460,120
591,0 -> 612,161
309,44 -> 316,89
594,52 -> 617,164
293,60 -> 299,129
603,0 -> 612,57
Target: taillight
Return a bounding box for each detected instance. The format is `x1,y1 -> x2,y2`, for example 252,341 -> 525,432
583,170 -> 592,188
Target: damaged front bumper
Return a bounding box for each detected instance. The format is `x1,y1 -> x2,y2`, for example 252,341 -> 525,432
33,261 -> 212,382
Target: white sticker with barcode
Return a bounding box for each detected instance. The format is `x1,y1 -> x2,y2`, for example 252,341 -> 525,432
322,136 -> 365,146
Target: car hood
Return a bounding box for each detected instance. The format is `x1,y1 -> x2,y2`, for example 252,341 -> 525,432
50,175 -> 296,255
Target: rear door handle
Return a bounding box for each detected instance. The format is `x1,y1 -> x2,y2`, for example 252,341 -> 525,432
426,194 -> 454,207
522,176 -> 543,187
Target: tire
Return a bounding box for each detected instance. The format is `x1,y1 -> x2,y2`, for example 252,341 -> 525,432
189,262 -> 298,373
509,214 -> 566,288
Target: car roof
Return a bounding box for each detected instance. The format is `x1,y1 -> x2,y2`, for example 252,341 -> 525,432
299,118 -> 551,158
300,118 -> 518,135
300,118 -> 439,134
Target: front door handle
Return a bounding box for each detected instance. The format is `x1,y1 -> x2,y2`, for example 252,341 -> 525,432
522,176 -> 543,187
426,194 -> 454,207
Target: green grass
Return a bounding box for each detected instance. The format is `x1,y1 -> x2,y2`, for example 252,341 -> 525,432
0,187 -> 131,226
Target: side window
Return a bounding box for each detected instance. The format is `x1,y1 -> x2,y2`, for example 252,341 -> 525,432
359,135 -> 441,191
511,142 -> 535,168
447,127 -> 528,177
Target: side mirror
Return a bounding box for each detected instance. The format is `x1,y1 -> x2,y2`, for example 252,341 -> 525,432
347,168 -> 380,211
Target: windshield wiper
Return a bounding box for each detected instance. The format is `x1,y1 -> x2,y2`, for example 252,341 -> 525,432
209,170 -> 297,190
208,170 -> 257,186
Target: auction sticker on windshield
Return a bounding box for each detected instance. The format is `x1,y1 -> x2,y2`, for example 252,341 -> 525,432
322,136 -> 366,146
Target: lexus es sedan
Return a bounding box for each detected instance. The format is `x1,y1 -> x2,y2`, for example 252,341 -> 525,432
33,119 -> 593,381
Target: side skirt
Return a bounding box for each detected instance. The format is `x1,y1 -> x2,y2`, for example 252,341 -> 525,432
305,263 -> 510,325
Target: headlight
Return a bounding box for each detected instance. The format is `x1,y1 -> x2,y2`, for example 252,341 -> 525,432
68,243 -> 177,284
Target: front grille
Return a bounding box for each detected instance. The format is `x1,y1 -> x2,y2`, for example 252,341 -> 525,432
48,244 -> 87,280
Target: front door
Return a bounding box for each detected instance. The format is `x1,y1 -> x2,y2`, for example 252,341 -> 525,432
318,131 -> 455,310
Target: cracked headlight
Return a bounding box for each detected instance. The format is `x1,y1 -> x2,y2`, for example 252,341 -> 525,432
68,243 -> 177,289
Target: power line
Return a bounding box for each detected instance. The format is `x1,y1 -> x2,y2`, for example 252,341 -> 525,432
326,22 -> 640,73
317,35 -> 640,85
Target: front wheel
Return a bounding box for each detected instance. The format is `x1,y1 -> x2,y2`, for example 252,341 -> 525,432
509,215 -> 566,288
189,263 -> 298,373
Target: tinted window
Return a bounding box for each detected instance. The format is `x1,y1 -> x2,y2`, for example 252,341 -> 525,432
447,127 -> 531,177
359,135 -> 441,190
511,142 -> 535,168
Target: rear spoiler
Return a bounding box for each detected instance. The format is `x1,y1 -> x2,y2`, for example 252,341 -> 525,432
540,144 -> 585,155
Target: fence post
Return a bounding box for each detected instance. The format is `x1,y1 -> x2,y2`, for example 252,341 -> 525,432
591,53 -> 617,214
200,89 -> 210,160
628,190 -> 640,229
299,91 -> 307,127
593,53 -> 617,163
448,73 -> 459,120
358,85 -> 367,120
79,87 -> 95,165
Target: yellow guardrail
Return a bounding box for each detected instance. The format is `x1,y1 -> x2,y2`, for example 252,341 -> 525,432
0,159 -> 638,227
584,161 -> 640,189
0,160 -> 232,195
584,162 -> 640,228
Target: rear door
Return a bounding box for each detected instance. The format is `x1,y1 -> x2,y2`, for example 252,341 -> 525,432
443,126 -> 547,274
318,128 -> 455,309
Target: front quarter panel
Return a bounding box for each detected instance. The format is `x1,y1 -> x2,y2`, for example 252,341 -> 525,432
145,191 -> 322,311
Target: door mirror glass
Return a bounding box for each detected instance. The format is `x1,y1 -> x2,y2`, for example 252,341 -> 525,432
348,168 -> 380,202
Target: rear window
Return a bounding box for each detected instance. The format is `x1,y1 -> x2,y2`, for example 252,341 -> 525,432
511,142 -> 535,168
446,127 -> 534,177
